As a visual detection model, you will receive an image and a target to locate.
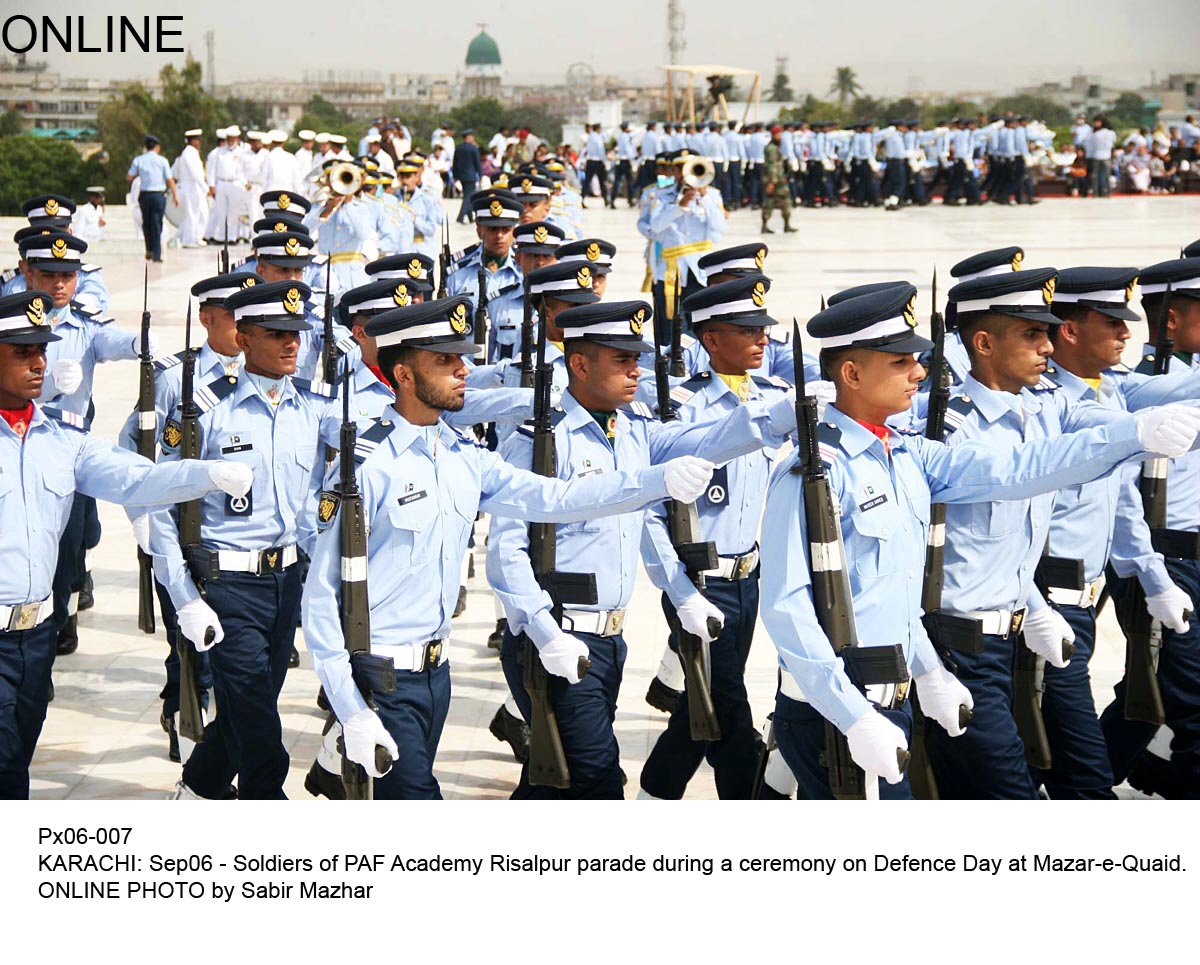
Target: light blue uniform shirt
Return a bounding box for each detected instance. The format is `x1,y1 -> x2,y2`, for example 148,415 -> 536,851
393,187 -> 444,261
301,411 -> 674,722
937,374 -> 1147,615
0,405 -> 220,605
487,389 -> 795,650
585,132 -> 607,161
647,191 -> 727,286
881,130 -> 905,160
641,373 -> 791,606
42,304 -> 140,415
447,249 -> 525,362
760,401 -> 1144,733
149,374 -> 339,608
722,130 -> 745,162
127,151 -> 172,191
303,199 -> 379,299
639,130 -> 661,161
616,131 -> 636,161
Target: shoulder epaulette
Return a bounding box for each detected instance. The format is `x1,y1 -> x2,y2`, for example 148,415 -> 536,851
679,333 -> 696,349
451,425 -> 482,447
768,326 -> 790,344
353,417 -> 397,464
42,406 -> 90,432
496,282 -> 521,298
752,374 -> 790,390
815,421 -> 842,467
681,371 -> 711,391
307,300 -> 325,321
71,301 -> 111,322
311,254 -> 328,266
669,384 -> 696,406
195,375 -> 238,413
1134,352 -> 1156,376
1029,374 -> 1060,393
232,255 -> 251,269
623,400 -> 653,420
515,407 -> 568,439
1107,362 -> 1131,375
335,335 -> 356,355
153,354 -> 183,372
292,377 -> 336,399
80,263 -> 101,273
942,395 -> 977,437
0,267 -> 17,283
452,242 -> 480,265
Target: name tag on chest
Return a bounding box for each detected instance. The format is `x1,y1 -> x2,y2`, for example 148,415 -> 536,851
221,434 -> 253,455
857,487 -> 888,513
397,489 -> 428,506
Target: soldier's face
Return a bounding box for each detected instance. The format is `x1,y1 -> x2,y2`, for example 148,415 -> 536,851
516,251 -> 555,274
404,351 -> 467,412
521,200 -> 550,223
236,326 -> 301,379
1168,299 -> 1200,354
257,262 -> 304,283
978,318 -> 1054,387
1058,310 -> 1130,371
571,345 -> 642,407
0,342 -> 48,405
24,268 -> 77,308
701,323 -> 769,372
478,224 -> 515,261
592,273 -> 608,299
199,306 -> 241,357
834,350 -> 925,417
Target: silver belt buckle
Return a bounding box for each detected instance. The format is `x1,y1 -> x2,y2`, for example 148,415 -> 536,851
1008,606 -> 1028,637
734,550 -> 758,580
603,610 -> 625,636
10,602 -> 42,632
1081,579 -> 1103,609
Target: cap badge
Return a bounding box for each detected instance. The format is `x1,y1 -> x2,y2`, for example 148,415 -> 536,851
277,193 -> 291,210
283,287 -> 303,314
1011,251 -> 1024,271
754,248 -> 766,269
26,296 -> 46,326
392,284 -> 412,307
274,221 -> 287,232
1126,277 -> 1138,303
533,226 -> 549,244
51,237 -> 67,259
44,198 -> 60,216
407,258 -> 423,278
751,281 -> 766,308
903,293 -> 917,327
449,301 -> 470,334
576,266 -> 592,289
488,199 -> 504,218
242,277 -> 257,288
284,237 -> 301,257
1042,276 -> 1056,305
586,242 -> 601,262
521,178 -> 533,192
630,307 -> 646,336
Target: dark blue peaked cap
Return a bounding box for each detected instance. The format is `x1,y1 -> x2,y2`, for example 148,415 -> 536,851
947,267 -> 1059,326
365,296 -> 477,355
683,274 -> 777,327
1053,267 -> 1140,320
808,283 -> 931,354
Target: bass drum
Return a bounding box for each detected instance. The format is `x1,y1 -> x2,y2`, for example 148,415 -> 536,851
164,193 -> 184,228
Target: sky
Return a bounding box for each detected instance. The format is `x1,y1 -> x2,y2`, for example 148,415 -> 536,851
10,0 -> 1200,98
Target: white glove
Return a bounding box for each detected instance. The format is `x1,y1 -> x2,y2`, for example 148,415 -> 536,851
52,358 -> 83,395
676,592 -> 724,643
1021,605 -> 1075,668
538,633 -> 591,683
811,380 -> 836,408
915,665 -> 974,737
145,332 -> 162,357
662,456 -> 715,503
342,708 -> 398,779
1146,582 -> 1193,634
131,514 -> 152,555
208,461 -> 253,497
846,711 -> 909,785
1135,404 -> 1200,458
176,597 -> 223,651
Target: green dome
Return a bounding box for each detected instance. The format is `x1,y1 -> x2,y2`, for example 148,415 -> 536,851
466,30 -> 501,66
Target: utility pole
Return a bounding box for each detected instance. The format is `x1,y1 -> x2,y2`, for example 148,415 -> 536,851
667,0 -> 685,65
205,30 -> 215,95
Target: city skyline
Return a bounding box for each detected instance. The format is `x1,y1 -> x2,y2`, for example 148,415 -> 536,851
13,0 -> 1200,98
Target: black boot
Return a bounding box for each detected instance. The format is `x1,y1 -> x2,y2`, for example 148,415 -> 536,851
1127,753 -> 1183,799
453,584 -> 467,618
160,713 -> 181,763
78,572 -> 95,611
487,617 -> 507,651
56,615 -> 78,656
304,760 -> 348,800
645,676 -> 682,713
288,645 -> 300,668
489,704 -> 530,763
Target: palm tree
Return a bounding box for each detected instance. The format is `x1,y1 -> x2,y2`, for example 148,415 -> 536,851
828,67 -> 862,106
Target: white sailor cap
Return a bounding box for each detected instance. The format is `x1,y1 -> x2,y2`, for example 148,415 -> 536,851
225,125 -> 242,137
184,129 -> 203,138
297,129 -> 316,140
315,131 -> 331,143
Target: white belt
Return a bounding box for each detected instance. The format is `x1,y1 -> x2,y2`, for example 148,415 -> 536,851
0,595 -> 53,632
1047,577 -> 1105,609
561,608 -> 627,637
215,544 -> 299,573
950,606 -> 1027,638
708,548 -> 759,581
373,638 -> 448,672
779,664 -> 901,709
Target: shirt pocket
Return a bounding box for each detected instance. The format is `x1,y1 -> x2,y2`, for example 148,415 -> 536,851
42,467 -> 77,533
386,498 -> 432,568
846,503 -> 896,580
966,499 -> 1026,539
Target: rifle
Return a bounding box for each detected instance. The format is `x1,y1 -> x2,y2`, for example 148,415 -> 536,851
653,322 -> 720,740
913,270 -> 978,799
474,266 -> 490,358
334,366 -> 397,799
651,278 -> 667,351
320,257 -> 336,385
518,279 -> 534,388
523,295 -> 596,788
791,321 -> 911,799
436,218 -> 450,299
669,273 -> 685,377
135,266 -> 156,635
220,218 -> 230,274
175,303 -> 211,745
1124,282 -> 1193,723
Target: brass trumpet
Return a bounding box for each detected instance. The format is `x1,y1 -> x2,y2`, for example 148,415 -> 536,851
328,160 -> 364,196
682,155 -> 716,189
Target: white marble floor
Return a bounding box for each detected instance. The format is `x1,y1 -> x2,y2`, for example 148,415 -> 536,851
8,190 -> 1198,799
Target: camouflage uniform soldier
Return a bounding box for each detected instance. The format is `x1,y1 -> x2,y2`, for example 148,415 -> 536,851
761,126 -> 796,234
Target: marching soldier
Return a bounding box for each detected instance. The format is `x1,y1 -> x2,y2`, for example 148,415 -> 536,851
0,289 -> 253,799
555,238 -> 616,299
448,189 -> 526,362
488,297 -> 799,798
395,152 -> 445,264
638,277 -> 792,799
151,281 -> 340,800
118,271 -> 257,761
301,296 -> 716,798
3,197 -> 111,314
512,221 -> 565,274
758,284 -> 1199,799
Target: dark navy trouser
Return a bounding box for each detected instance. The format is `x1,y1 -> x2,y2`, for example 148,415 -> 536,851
1101,559 -> 1200,797
927,631 -> 1039,799
773,694 -> 914,800
0,622 -> 56,799
182,565 -> 301,800
372,660 -> 451,800
155,578 -> 212,718
1034,603 -> 1116,799
640,574 -> 761,799
501,627 -> 626,799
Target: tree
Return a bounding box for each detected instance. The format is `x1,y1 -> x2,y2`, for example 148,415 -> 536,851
292,94 -> 357,144
0,109 -> 24,138
989,94 -> 1071,127
828,66 -> 862,105
849,96 -> 885,122
0,137 -> 89,214
1109,92 -> 1148,129
770,67 -> 793,103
